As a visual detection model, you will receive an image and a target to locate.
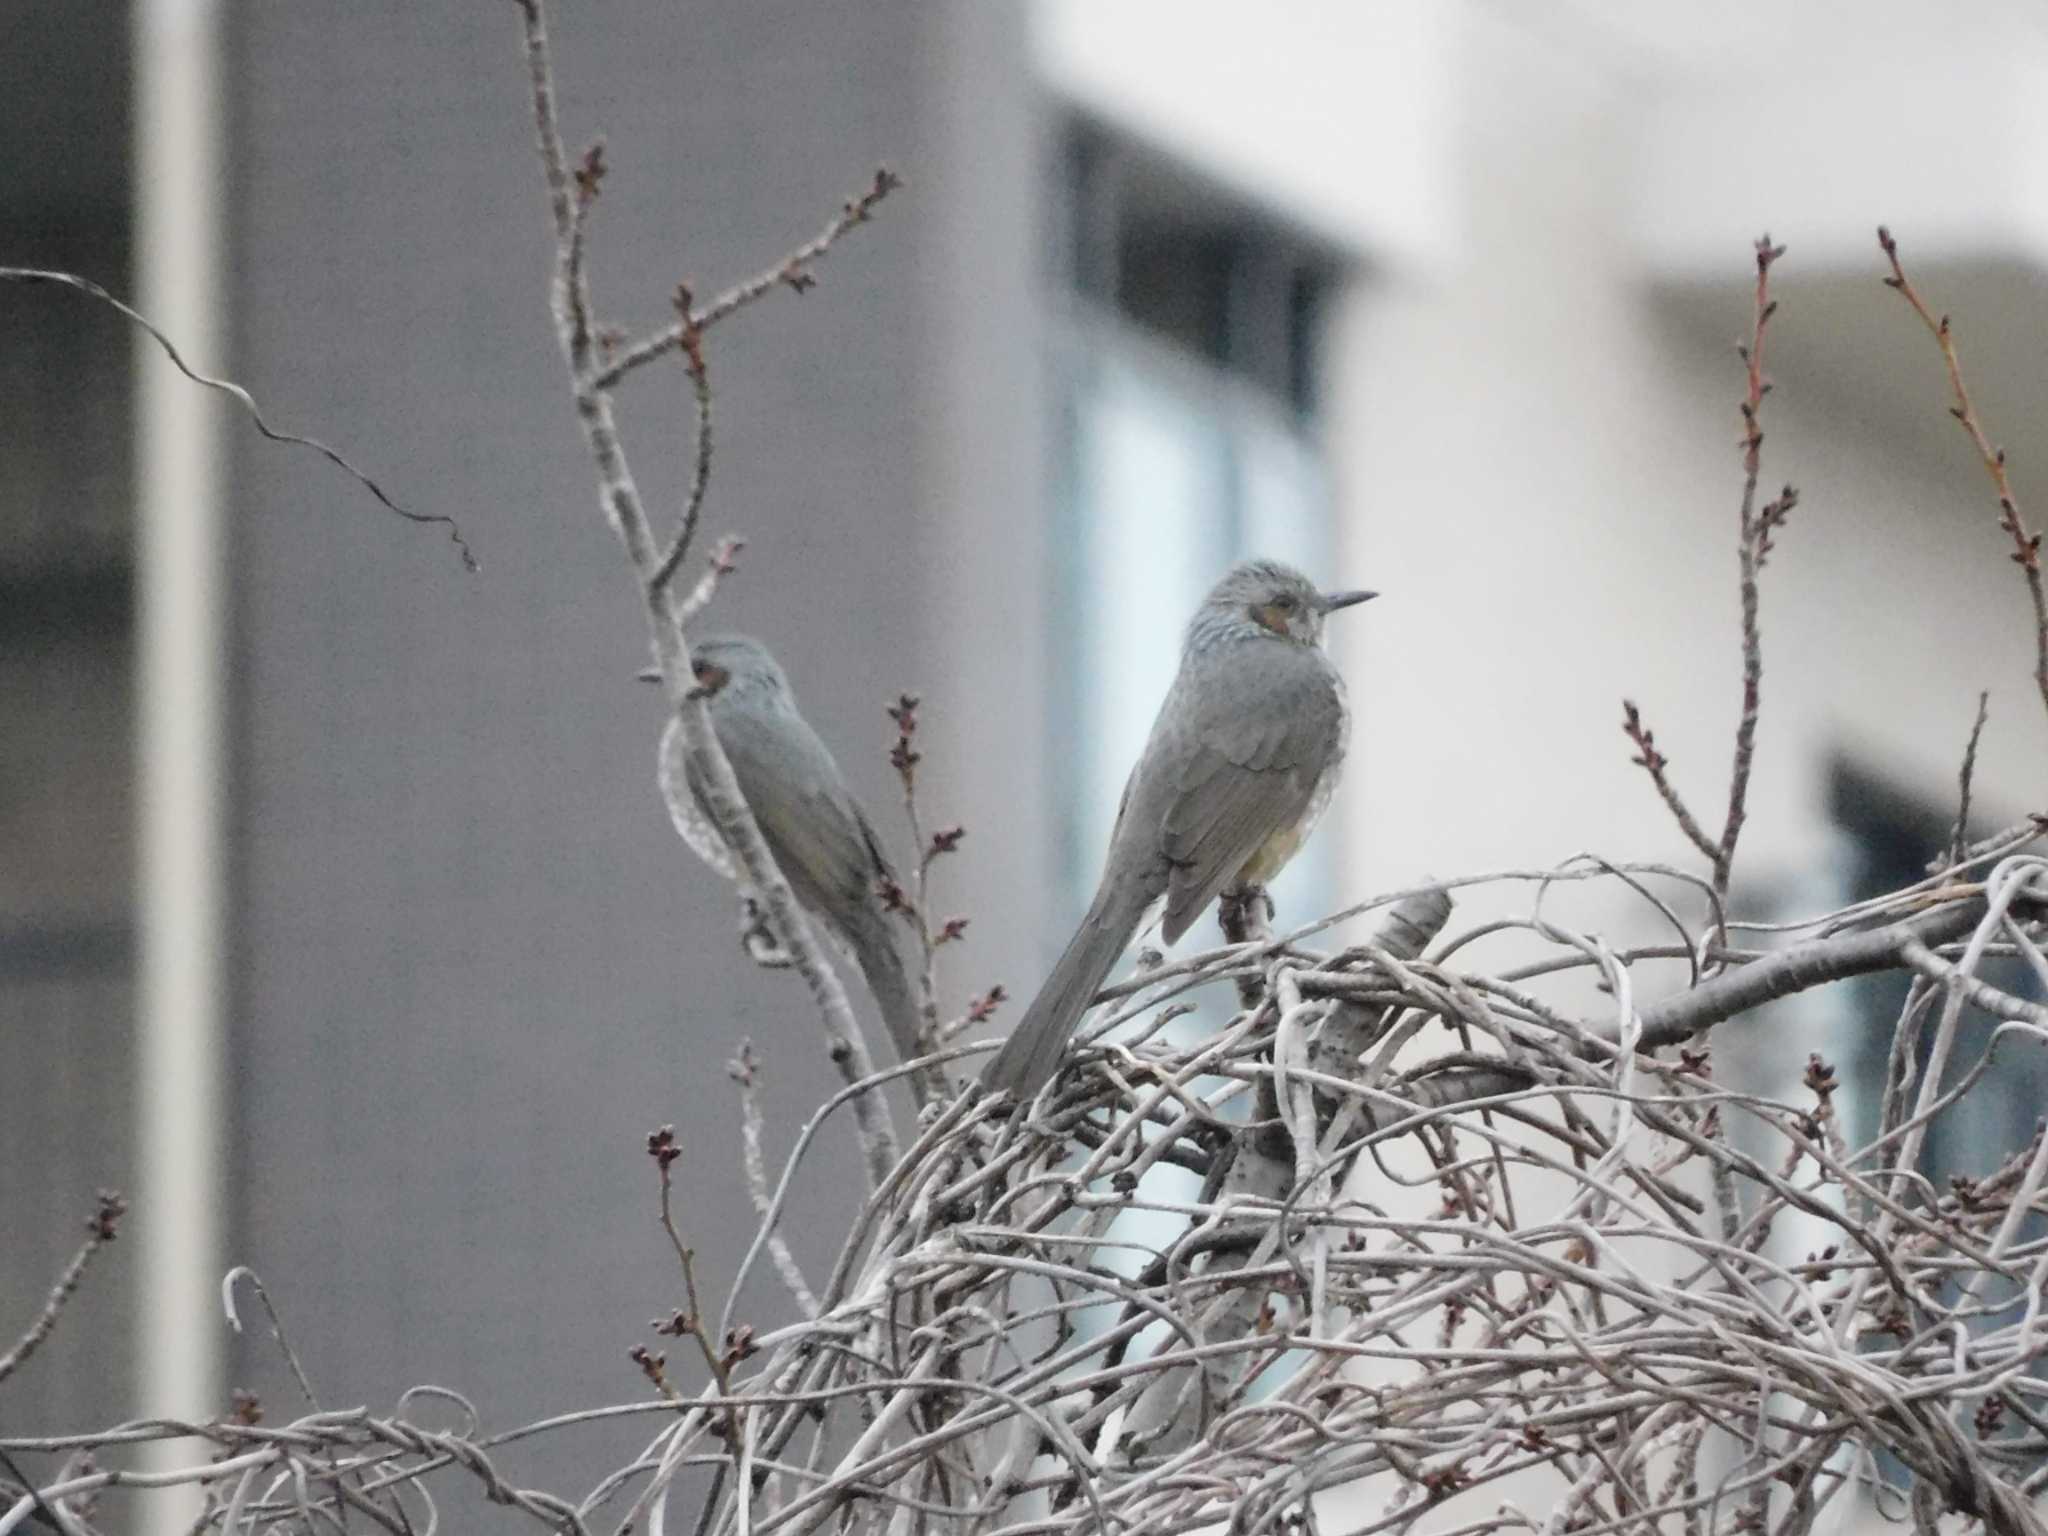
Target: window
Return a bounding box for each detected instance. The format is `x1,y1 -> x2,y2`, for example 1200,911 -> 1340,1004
1047,125 -> 1342,938
1042,128 -> 1344,1330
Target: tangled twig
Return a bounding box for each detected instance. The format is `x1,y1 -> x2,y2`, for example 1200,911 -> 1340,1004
8,858 -> 2046,1536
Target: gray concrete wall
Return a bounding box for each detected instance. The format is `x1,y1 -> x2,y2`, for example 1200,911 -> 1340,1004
0,0 -> 137,1445
221,0 -> 1043,1497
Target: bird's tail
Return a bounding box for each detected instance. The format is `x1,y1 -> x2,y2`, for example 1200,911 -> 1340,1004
979,882 -> 1145,1102
847,910 -> 945,1097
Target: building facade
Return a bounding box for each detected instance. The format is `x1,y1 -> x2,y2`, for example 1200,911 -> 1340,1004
3,1 -> 2042,1526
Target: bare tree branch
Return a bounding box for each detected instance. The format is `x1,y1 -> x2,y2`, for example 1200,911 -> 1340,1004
1950,689 -> 1992,868
649,282 -> 715,594
1626,889 -> 2033,1050
0,266 -> 476,570
1719,234 -> 1793,902
1880,226 -> 2048,723
510,0 -> 901,1188
7,853 -> 2048,1536
0,1193 -> 123,1389
1621,236 -> 1794,912
590,168 -> 902,393
1621,700 -> 1722,867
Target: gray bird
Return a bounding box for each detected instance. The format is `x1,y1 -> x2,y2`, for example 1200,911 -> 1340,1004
980,559 -> 1375,1100
645,635 -> 929,1078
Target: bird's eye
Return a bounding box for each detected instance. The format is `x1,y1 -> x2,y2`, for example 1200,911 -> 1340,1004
1273,593 -> 1298,611
691,660 -> 712,681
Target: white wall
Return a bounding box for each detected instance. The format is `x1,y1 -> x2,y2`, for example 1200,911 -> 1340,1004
1034,1 -> 2048,1527
1329,1 -> 2043,950
1033,0 -> 2045,950
1034,0 -> 1455,271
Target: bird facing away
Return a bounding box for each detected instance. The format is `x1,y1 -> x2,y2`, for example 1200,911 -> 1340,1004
979,559 -> 1375,1101
650,635 -> 928,1078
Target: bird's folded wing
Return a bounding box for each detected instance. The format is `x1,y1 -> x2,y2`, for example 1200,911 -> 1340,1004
659,715 -> 742,881
1157,690 -> 1341,945
706,704 -> 890,927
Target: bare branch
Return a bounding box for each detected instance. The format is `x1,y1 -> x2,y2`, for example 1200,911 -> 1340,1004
1620,235 -> 1792,909
0,1192 -> 123,1389
511,0 -> 900,1187
1621,699 -> 1721,867
1949,689 -> 1992,869
9,853 -> 2048,1536
727,1044 -> 819,1317
1625,889 -> 2036,1050
590,168 -> 902,392
649,283 -> 714,595
1880,226 -> 2048,722
219,1267 -> 320,1412
674,533 -> 745,629
1718,233 -> 1791,902
644,1126 -> 752,1446
0,267 -> 476,570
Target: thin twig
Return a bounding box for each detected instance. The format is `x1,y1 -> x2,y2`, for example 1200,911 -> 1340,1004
0,267 -> 476,571
0,1444 -> 78,1536
1949,690 -> 1991,869
0,1192 -> 124,1388
591,169 -> 902,392
883,692 -> 959,1092
645,1127 -> 748,1450
1619,235 -> 1792,908
567,139 -> 605,355
650,285 -> 715,595
676,535 -> 746,628
220,1267 -> 322,1412
1718,233 -> 1791,903
726,1045 -> 819,1318
1620,701 -> 1720,867
1879,226 -> 2048,723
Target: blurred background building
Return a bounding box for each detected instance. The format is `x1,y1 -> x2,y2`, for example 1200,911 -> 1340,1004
3,0 -> 2043,1527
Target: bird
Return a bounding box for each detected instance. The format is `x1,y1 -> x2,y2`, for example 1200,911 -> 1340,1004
643,635 -> 932,1086
979,558 -> 1375,1101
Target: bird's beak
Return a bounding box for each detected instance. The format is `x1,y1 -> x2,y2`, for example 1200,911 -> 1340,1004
1317,588 -> 1378,613
636,665 -> 662,684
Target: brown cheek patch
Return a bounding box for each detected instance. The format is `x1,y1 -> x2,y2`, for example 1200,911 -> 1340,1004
690,661 -> 731,696
1250,604 -> 1287,636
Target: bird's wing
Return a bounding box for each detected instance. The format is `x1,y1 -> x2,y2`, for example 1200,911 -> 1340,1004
691,700 -> 891,928
659,715 -> 741,881
690,698 -> 929,1067
1156,660 -> 1345,945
